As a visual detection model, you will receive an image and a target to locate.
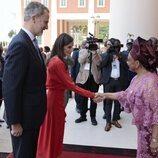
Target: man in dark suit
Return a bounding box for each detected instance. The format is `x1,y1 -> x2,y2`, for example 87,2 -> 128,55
122,39 -> 136,86
71,47 -> 81,113
100,38 -> 129,131
2,2 -> 49,158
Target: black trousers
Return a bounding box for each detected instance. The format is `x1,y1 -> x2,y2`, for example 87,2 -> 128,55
11,129 -> 39,158
74,83 -> 81,109
103,78 -> 123,123
0,80 -> 2,107
77,75 -> 99,118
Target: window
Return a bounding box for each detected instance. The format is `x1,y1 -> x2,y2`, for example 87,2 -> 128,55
60,0 -> 67,8
43,0 -> 48,7
78,0 -> 86,7
97,0 -> 105,7
24,0 -> 31,8
37,36 -> 42,45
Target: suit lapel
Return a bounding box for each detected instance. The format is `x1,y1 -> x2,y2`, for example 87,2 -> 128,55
19,29 -> 46,73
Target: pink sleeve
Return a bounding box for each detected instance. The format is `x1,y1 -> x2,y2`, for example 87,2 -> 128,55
116,90 -> 132,113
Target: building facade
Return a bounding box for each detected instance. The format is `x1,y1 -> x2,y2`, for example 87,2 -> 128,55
12,0 -> 158,49
20,0 -> 110,48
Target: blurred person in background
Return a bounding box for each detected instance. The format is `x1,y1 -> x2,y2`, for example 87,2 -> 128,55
70,42 -> 86,113
2,47 -> 7,58
0,45 -> 4,126
75,40 -> 101,126
44,45 -> 51,62
40,47 -> 47,64
122,38 -> 136,86
100,38 -> 129,131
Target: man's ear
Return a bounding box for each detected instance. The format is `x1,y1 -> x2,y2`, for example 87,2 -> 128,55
31,15 -> 36,23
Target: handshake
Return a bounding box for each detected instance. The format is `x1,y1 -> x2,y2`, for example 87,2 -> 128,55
93,93 -> 106,103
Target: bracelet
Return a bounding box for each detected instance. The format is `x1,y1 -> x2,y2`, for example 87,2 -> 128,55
151,138 -> 158,143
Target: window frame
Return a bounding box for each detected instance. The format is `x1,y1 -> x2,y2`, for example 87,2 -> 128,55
24,0 -> 31,8
78,0 -> 86,8
97,0 -> 105,8
42,0 -> 49,7
60,0 -> 67,8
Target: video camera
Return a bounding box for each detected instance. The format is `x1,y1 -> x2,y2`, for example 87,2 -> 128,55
86,33 -> 103,51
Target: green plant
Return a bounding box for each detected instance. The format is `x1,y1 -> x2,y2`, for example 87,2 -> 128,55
8,30 -> 16,38
99,25 -> 109,41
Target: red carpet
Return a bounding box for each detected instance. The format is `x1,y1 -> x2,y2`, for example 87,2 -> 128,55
1,151 -> 135,158
61,151 -> 134,158
1,144 -> 136,158
63,144 -> 136,157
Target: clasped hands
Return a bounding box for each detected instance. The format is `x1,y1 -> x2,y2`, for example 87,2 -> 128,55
93,93 -> 105,103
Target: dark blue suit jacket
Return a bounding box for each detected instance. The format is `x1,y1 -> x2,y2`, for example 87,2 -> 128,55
3,29 -> 47,129
71,49 -> 80,81
100,52 -> 129,88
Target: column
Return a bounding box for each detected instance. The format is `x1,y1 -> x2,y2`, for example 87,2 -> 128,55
88,0 -> 95,35
51,0 -> 58,44
109,0 -> 158,45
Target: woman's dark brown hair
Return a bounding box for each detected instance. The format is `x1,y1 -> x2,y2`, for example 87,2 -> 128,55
47,33 -> 73,65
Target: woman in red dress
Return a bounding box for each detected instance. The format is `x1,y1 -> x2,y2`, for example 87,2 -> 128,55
36,33 -> 96,158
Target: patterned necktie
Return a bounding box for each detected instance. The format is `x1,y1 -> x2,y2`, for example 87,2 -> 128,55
33,38 -> 43,62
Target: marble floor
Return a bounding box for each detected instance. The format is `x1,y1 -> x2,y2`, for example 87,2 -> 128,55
64,96 -> 137,149
0,89 -> 137,154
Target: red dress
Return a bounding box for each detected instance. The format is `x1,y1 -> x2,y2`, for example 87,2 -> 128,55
36,57 -> 95,158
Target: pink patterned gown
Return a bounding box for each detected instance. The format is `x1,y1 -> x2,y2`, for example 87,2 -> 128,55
117,72 -> 158,158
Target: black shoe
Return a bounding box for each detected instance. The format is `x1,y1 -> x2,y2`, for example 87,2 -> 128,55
102,114 -> 106,119
111,121 -> 122,128
0,119 -> 4,123
104,123 -> 111,131
0,124 -> 1,127
75,117 -> 87,123
91,118 -> 97,126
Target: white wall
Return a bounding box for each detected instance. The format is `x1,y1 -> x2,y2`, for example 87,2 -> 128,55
109,0 -> 158,46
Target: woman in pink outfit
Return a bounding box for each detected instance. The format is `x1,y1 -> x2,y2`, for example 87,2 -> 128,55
95,37 -> 158,158
36,33 -> 96,158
